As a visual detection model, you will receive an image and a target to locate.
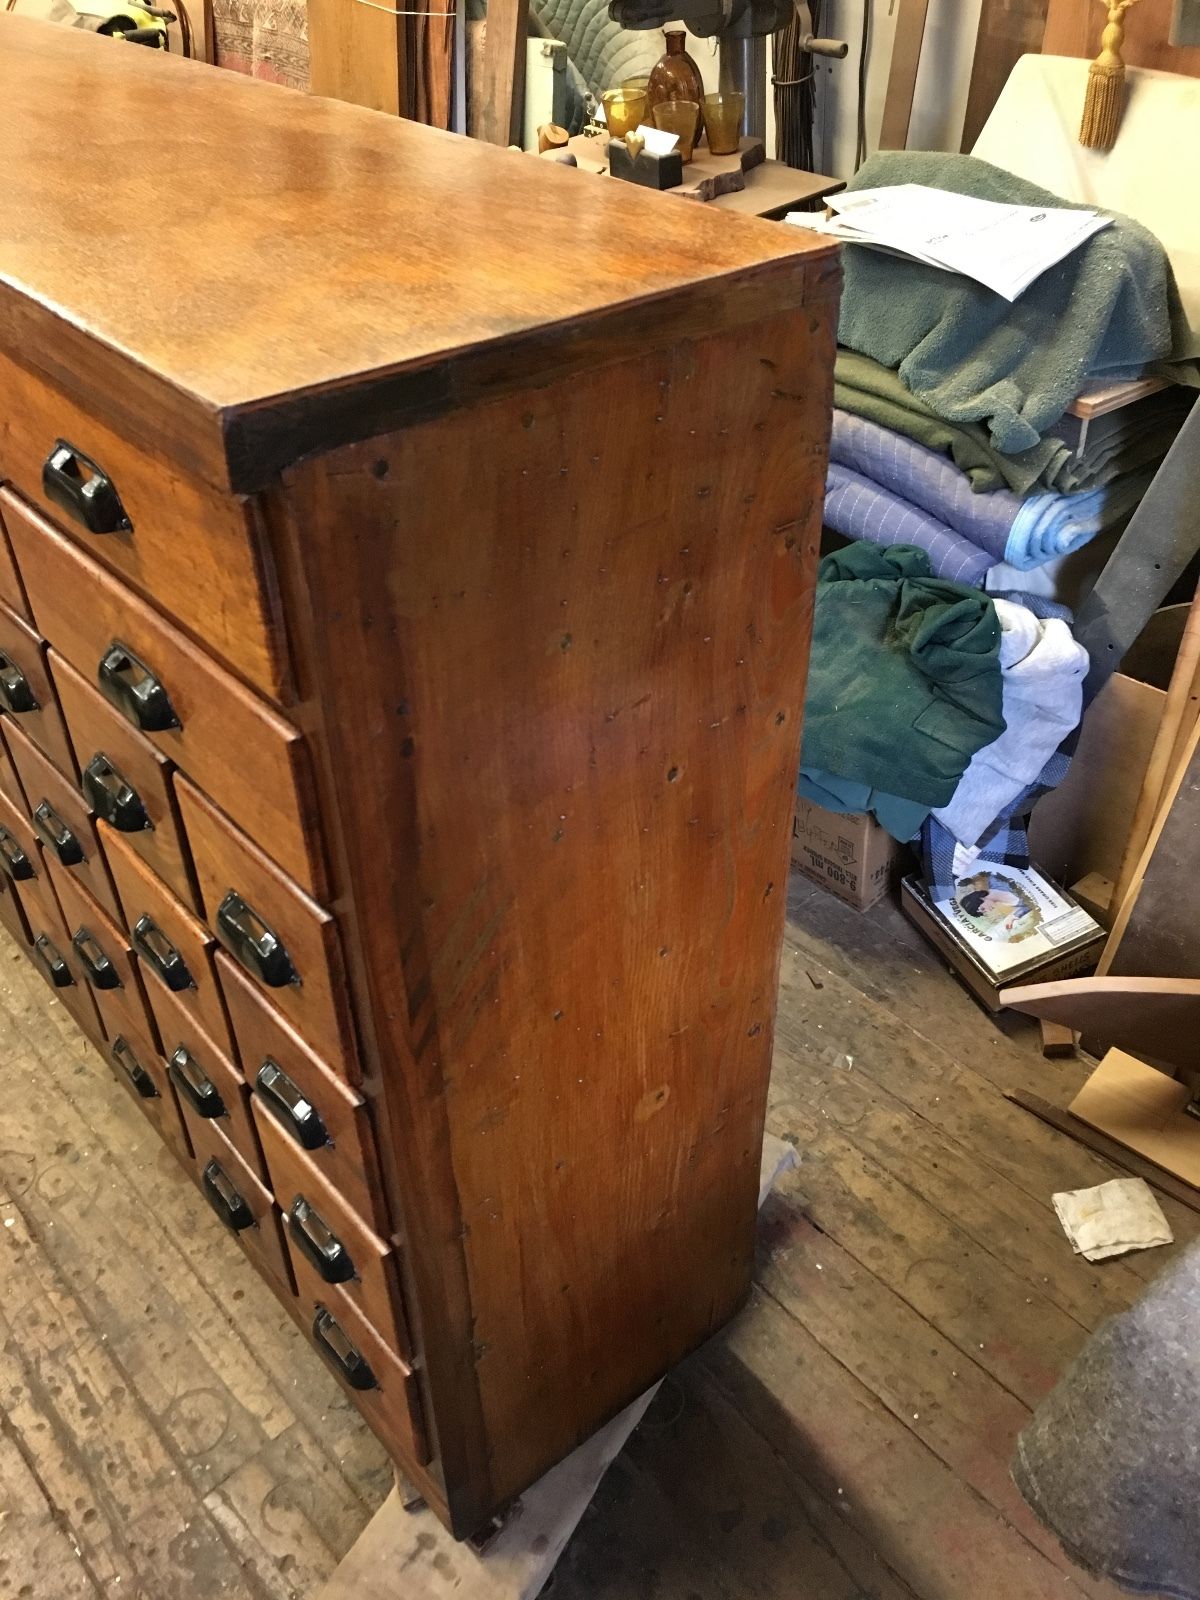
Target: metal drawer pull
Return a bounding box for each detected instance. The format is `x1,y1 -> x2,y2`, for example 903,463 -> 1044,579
255,1058 -> 327,1150
42,440 -> 131,535
288,1195 -> 355,1284
0,826 -> 35,881
82,753 -> 151,833
168,1046 -> 225,1119
217,892 -> 298,989
71,927 -> 122,990
33,800 -> 86,866
132,914 -> 194,991
0,650 -> 38,715
113,1035 -> 158,1099
98,641 -> 180,733
32,933 -> 73,988
201,1158 -> 255,1233
312,1309 -> 377,1391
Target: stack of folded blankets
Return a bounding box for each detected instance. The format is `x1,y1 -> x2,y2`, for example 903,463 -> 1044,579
819,150 -> 1197,589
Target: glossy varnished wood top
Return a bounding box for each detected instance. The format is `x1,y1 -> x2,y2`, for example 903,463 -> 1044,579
0,15 -> 838,491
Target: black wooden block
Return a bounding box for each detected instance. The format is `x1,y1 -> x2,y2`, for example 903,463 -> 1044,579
608,139 -> 683,190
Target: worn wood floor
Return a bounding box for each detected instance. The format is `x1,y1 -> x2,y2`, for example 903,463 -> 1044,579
1,875 -> 1191,1600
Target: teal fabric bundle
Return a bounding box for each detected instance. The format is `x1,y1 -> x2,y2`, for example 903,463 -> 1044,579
800,542 -> 1004,813
836,152 -> 1194,454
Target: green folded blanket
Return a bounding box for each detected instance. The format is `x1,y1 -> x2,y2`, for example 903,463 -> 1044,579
836,152 -> 1195,454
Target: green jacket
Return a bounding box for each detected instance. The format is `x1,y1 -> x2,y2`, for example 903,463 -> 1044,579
801,542 -> 1004,809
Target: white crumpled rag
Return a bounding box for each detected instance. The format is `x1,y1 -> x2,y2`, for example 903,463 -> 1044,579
1052,1178 -> 1174,1263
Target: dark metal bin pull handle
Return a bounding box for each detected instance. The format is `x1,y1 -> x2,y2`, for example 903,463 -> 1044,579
32,934 -> 73,988
201,1158 -> 255,1233
168,1046 -> 225,1119
112,1035 -> 158,1099
98,642 -> 179,733
217,892 -> 298,989
82,754 -> 151,833
132,914 -> 194,992
312,1309 -> 377,1391
71,927 -> 122,990
0,826 -> 35,881
255,1058 -> 327,1150
0,650 -> 38,715
288,1195 -> 355,1284
42,440 -> 131,535
33,801 -> 85,866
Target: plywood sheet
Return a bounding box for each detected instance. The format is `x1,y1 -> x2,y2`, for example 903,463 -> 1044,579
1070,1047 -> 1200,1186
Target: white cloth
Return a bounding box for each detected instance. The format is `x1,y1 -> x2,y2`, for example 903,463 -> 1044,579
932,599 -> 1087,849
1052,1178 -> 1174,1263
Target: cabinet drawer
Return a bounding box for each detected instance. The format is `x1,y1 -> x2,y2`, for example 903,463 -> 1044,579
148,972 -> 266,1182
0,725 -> 27,812
5,718 -> 122,922
0,355 -> 291,702
15,849 -> 107,1051
289,1247 -> 428,1468
0,598 -> 76,776
45,855 -> 159,1050
183,1109 -> 293,1295
255,1102 -> 410,1361
218,951 -> 384,1221
0,501 -> 30,621
6,494 -> 325,896
51,652 -> 198,911
179,779 -> 358,1081
103,1019 -> 193,1164
102,824 -> 234,1056
0,871 -> 30,947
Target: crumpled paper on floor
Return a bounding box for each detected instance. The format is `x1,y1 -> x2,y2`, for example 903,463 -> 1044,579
1052,1177 -> 1174,1262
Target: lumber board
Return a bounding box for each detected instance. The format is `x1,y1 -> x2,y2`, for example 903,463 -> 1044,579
1069,1047 -> 1200,1187
1007,1090 -> 1200,1216
307,0 -> 410,114
1040,1017 -> 1078,1058
475,0 -> 528,145
961,0 -> 1051,152
878,0 -> 931,150
314,1136 -> 798,1600
1002,976 -> 1200,1073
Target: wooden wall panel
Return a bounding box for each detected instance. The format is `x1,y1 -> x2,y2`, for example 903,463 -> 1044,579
1043,0 -> 1200,75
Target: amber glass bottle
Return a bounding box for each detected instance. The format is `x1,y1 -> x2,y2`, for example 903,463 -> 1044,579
647,29 -> 705,143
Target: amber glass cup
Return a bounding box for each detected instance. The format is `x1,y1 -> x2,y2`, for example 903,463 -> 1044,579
701,91 -> 744,155
652,99 -> 699,161
602,88 -> 648,140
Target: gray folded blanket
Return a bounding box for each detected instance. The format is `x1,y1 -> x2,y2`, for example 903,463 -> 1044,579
1014,1238 -> 1200,1598
837,151 -> 1195,454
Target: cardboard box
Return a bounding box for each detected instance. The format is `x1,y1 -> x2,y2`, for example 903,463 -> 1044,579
790,798 -> 904,911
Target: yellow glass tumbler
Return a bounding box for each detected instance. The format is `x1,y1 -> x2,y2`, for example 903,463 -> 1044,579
652,99 -> 699,161
701,91 -> 744,156
602,88 -> 649,141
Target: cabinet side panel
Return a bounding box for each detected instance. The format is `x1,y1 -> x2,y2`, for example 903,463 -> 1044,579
279,297 -> 837,1528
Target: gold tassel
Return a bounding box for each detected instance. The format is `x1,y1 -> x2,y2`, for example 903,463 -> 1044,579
1079,0 -> 1139,151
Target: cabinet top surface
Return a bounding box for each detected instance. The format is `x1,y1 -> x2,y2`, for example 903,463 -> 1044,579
0,15 -> 837,489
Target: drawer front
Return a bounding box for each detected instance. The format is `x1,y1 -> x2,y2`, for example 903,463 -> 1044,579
0,598 -> 76,776
5,718 -> 123,923
45,855 -> 159,1050
6,494 -> 325,896
0,503 -> 30,621
254,1102 -> 410,1361
104,1019 -> 193,1163
101,823 -> 234,1056
0,355 -> 290,702
0,872 -> 30,946
0,786 -> 50,902
51,652 -> 197,910
290,1249 -> 428,1468
217,951 -> 384,1221
0,725 -> 27,812
179,779 -> 358,1081
148,971 -> 266,1182
16,851 -> 107,1051
183,1109 -> 294,1294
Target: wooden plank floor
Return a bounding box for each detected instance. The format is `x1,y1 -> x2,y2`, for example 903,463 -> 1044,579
1,876 -> 1191,1600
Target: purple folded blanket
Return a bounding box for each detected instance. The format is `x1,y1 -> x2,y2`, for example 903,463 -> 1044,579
824,463 -> 993,586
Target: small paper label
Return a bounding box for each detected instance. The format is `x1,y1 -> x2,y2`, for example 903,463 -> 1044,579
637,123 -> 679,156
